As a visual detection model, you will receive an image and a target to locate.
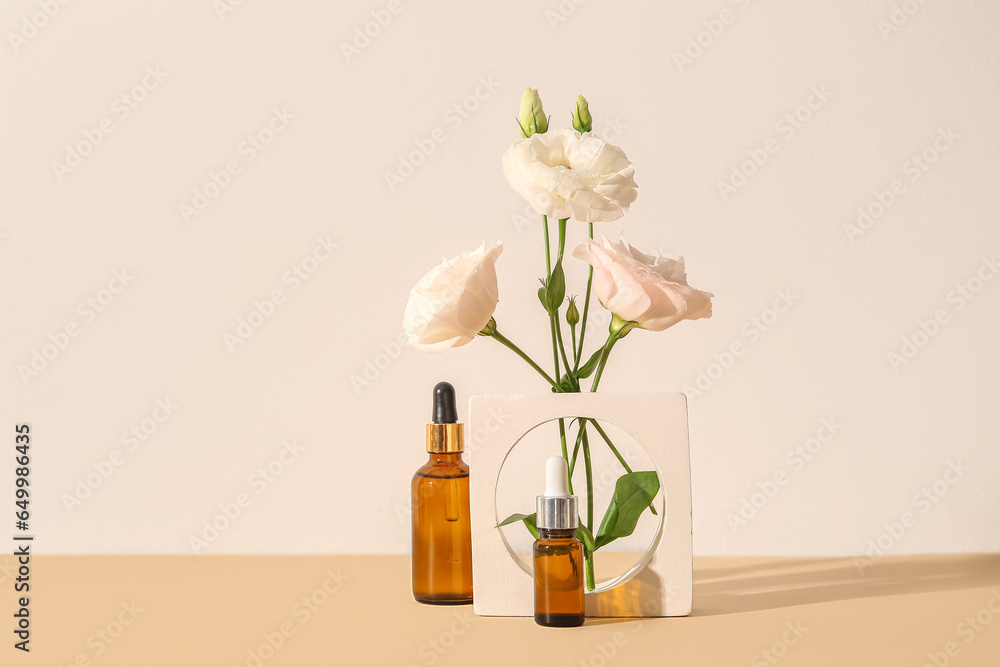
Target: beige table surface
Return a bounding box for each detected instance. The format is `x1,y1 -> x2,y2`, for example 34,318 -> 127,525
2,553 -> 999,666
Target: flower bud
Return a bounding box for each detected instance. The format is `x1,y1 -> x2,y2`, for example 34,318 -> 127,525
566,297 -> 580,327
517,87 -> 548,138
572,94 -> 592,133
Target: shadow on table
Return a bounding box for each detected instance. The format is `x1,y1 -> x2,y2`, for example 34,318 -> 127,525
691,553 -> 1000,616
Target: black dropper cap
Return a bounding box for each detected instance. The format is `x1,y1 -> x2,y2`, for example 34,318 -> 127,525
432,382 -> 458,424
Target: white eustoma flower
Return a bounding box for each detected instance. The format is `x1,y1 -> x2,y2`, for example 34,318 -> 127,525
502,128 -> 638,223
403,242 -> 503,353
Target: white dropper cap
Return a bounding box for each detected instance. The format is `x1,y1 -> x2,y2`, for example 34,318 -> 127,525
536,456 -> 578,530
544,456 -> 571,497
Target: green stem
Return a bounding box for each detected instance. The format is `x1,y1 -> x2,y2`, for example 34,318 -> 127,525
542,215 -> 551,277
553,316 -> 572,379
570,322 -> 578,366
552,218 -> 572,377
550,219 -> 572,377
589,419 -> 657,516
582,428 -> 594,531
489,330 -> 561,391
590,333 -> 620,392
542,218 -> 594,585
588,419 -> 632,472
548,316 -> 561,382
582,427 -> 596,590
559,419 -> 572,494
568,421 -> 585,477
542,217 -> 562,385
542,218 -> 574,494
575,223 -> 595,371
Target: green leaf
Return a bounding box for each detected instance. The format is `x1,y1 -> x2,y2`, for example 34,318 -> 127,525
576,348 -> 605,379
537,286 -> 547,311
576,522 -> 596,554
544,263 -> 566,314
497,512 -> 539,540
595,471 -> 660,549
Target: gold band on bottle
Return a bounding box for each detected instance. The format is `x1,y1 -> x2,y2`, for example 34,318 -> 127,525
426,423 -> 464,453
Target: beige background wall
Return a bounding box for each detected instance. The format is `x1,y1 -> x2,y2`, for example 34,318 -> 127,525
1,0 -> 997,556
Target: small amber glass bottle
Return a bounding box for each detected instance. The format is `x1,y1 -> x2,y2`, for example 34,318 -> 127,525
534,456 -> 585,627
411,382 -> 473,605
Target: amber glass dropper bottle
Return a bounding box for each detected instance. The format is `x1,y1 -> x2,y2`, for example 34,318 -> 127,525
534,456 -> 585,627
411,382 -> 473,605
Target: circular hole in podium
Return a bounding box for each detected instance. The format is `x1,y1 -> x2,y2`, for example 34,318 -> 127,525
494,416 -> 665,594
